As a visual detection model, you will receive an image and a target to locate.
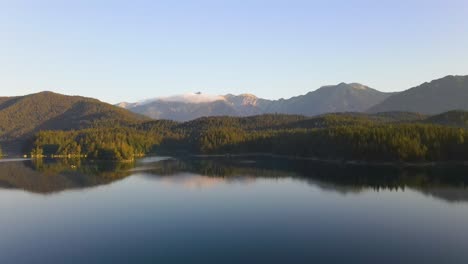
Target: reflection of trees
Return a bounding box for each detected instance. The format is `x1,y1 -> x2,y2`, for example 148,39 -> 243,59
139,158 -> 297,178
141,157 -> 468,203
1,156 -> 468,202
0,159 -> 133,194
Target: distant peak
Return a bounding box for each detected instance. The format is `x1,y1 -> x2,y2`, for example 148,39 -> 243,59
222,93 -> 259,107
224,93 -> 257,97
438,75 -> 467,81
145,93 -> 226,104
117,102 -> 130,108
348,83 -> 369,90
321,82 -> 369,90
31,91 -> 59,96
239,93 -> 257,98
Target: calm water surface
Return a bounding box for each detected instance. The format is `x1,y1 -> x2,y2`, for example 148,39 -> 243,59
1,157 -> 468,263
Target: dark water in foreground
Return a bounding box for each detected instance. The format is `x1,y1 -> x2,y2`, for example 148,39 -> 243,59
1,157 -> 468,264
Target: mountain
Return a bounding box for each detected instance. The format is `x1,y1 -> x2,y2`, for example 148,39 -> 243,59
128,100 -> 239,121
368,75 -> 468,114
223,93 -> 271,116
0,91 -> 148,153
119,93 -> 272,121
119,83 -> 392,121
263,83 -> 392,116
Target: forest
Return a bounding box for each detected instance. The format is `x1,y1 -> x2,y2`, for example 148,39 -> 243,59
28,112 -> 468,163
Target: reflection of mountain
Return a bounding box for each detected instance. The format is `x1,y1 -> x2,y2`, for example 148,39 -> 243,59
157,173 -> 256,189
0,159 -> 132,194
138,157 -> 468,203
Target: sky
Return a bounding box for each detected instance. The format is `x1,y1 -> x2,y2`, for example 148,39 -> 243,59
0,0 -> 467,104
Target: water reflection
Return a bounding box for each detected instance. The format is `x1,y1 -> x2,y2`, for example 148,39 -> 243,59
0,159 -> 132,194
139,157 -> 468,203
1,157 -> 468,203
1,157 -> 468,264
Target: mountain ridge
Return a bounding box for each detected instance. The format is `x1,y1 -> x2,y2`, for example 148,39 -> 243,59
118,82 -> 393,121
0,91 -> 148,154
368,75 -> 468,114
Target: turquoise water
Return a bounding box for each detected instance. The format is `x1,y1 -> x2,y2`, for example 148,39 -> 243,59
1,157 -> 468,263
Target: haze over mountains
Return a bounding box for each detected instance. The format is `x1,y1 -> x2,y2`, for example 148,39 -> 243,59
116,75 -> 468,121
118,83 -> 394,121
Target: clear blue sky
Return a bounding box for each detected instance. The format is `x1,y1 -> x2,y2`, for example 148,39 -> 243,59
1,0 -> 467,103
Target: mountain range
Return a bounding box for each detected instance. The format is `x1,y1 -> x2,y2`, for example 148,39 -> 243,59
117,75 -> 468,121
368,75 -> 468,114
117,83 -> 394,121
1,74 -> 468,154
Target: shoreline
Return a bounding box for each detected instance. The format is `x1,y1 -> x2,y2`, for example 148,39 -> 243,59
4,152 -> 468,167
191,152 -> 468,168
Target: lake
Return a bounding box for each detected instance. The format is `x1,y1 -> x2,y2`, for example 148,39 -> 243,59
1,156 -> 468,263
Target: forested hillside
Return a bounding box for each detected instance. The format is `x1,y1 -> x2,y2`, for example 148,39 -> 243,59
424,111 -> 468,128
29,112 -> 468,163
0,91 -> 148,154
0,91 -> 147,140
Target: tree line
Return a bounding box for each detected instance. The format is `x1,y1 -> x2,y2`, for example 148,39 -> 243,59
31,127 -> 166,161
29,113 -> 468,162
